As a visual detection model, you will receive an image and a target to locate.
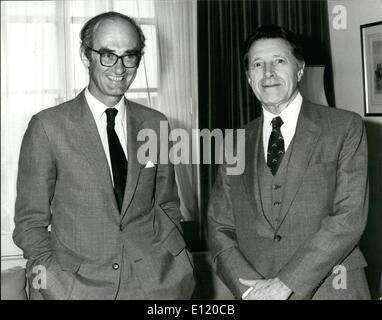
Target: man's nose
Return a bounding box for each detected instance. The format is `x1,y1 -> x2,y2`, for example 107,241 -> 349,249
113,57 -> 126,74
264,63 -> 275,78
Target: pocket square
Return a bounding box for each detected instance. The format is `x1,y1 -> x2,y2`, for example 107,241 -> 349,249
145,161 -> 155,168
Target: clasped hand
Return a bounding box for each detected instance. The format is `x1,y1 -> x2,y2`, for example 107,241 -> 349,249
239,277 -> 292,300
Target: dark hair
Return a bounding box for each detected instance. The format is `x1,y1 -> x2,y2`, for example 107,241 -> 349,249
80,11 -> 146,60
243,24 -> 305,70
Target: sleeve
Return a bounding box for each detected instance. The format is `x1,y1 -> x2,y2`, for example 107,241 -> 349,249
152,117 -> 185,249
277,114 -> 369,297
13,115 -> 56,273
208,164 -> 264,299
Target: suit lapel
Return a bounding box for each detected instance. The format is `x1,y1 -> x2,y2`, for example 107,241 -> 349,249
120,99 -> 144,220
277,101 -> 322,227
242,116 -> 270,225
69,92 -> 119,215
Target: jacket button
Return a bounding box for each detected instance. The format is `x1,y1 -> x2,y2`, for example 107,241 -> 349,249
119,224 -> 123,231
274,201 -> 281,207
274,184 -> 281,190
274,235 -> 282,242
112,263 -> 119,270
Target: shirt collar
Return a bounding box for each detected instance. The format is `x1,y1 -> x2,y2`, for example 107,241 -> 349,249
262,91 -> 302,127
85,88 -> 125,122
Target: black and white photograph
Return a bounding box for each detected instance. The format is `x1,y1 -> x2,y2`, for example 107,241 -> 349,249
1,0 -> 381,307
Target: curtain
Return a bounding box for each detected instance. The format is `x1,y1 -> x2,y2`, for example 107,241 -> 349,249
1,2 -> 61,248
197,0 -> 334,249
155,0 -> 200,224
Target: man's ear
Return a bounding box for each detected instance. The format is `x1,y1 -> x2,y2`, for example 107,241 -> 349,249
297,62 -> 305,82
80,46 -> 90,68
246,71 -> 252,85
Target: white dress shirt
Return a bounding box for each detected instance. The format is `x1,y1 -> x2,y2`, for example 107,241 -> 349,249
85,88 -> 128,186
262,92 -> 303,160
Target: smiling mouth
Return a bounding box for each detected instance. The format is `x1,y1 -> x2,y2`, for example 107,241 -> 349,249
262,83 -> 281,88
108,76 -> 124,81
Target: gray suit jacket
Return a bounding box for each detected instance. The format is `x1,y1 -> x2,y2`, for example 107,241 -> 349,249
13,90 -> 195,299
208,100 -> 370,299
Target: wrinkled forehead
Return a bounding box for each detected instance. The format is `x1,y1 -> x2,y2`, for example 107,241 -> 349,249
249,38 -> 295,59
93,18 -> 140,49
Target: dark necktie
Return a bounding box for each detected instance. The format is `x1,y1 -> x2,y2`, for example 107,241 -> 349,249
106,108 -> 127,211
267,116 -> 285,175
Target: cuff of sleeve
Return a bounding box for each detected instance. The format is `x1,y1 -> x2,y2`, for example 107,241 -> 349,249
278,272 -> 315,299
242,287 -> 254,299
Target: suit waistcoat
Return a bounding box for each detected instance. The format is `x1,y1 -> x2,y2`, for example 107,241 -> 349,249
258,135 -> 294,228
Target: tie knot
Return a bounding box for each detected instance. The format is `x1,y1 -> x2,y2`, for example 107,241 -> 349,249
271,116 -> 283,130
106,108 -> 118,127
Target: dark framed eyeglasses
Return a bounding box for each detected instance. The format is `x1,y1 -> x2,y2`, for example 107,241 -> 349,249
84,44 -> 141,68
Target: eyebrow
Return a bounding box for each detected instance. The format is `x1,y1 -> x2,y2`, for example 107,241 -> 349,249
97,47 -> 114,53
250,57 -> 262,64
251,54 -> 287,61
97,47 -> 141,55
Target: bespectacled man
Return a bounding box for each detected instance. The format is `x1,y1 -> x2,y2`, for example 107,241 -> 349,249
13,11 -> 195,300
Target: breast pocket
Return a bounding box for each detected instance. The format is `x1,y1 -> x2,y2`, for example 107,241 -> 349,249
305,161 -> 337,180
301,161 -> 337,203
133,166 -> 157,209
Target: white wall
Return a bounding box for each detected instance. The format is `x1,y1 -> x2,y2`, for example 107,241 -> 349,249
327,0 -> 382,124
